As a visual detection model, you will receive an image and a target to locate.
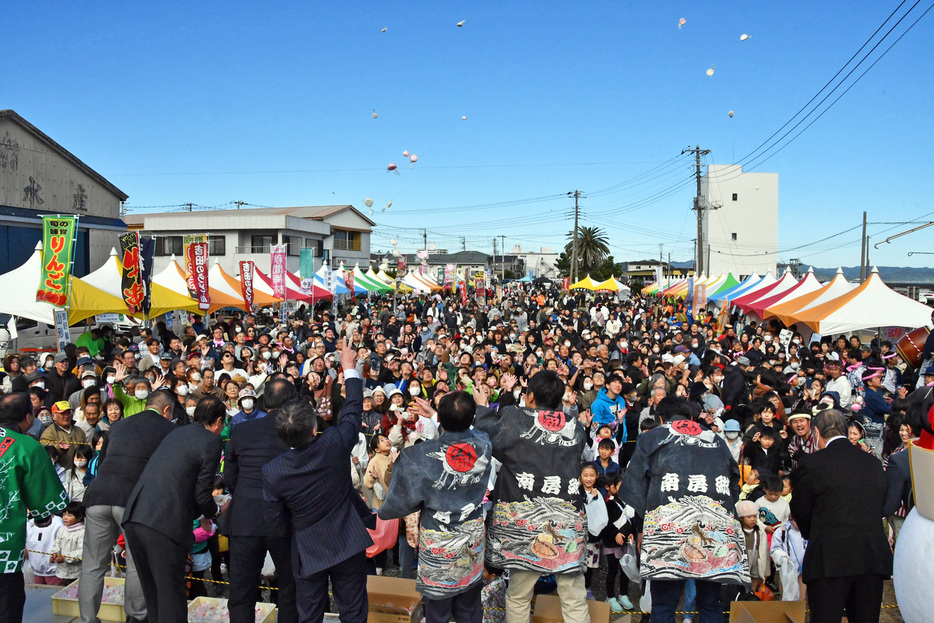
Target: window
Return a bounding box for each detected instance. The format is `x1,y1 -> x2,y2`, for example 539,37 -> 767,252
208,235 -> 225,256
332,229 -> 361,251
732,193 -> 738,201
250,235 -> 273,253
155,235 -> 183,256
286,236 -> 302,256
732,233 -> 737,241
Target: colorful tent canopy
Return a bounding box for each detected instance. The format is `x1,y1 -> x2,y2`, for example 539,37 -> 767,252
733,270 -> 798,314
709,272 -> 764,305
153,257 -> 244,313
765,269 -> 853,328
594,276 -> 628,292
791,268 -> 933,335
660,278 -> 688,297
401,271 -> 432,293
707,273 -> 741,298
353,265 -> 393,293
310,265 -> 350,295
251,266 -> 329,303
212,262 -> 282,310
570,275 -> 599,290
411,271 -> 442,291
82,250 -> 200,318
751,268 -> 822,319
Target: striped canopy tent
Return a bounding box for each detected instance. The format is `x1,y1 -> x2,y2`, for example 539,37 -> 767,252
706,273 -> 740,298
734,269 -> 799,314
252,266 -> 331,303
288,271 -> 334,301
353,265 -> 393,294
791,268 -> 934,335
570,275 -> 600,290
82,249 -> 200,318
752,268 -> 822,319
0,242 -> 129,326
401,271 -> 432,294
311,265 -> 350,295
709,272 -> 765,305
152,257 -> 244,313
765,268 -> 853,328
658,277 -> 688,297
412,271 -> 442,291
375,269 -> 398,286
212,261 -> 281,310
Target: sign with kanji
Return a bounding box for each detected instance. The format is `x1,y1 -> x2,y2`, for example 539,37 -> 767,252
460,281 -> 467,305
299,248 -> 315,295
184,234 -> 210,311
693,283 -> 707,311
53,309 -> 70,353
239,260 -> 256,312
562,277 -> 570,291
119,231 -> 146,315
270,244 -> 287,299
397,256 -> 407,274
344,269 -> 355,297
36,216 -> 78,307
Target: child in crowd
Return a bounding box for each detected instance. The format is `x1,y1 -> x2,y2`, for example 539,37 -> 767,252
579,463 -> 604,599
85,430 -> 107,487
770,517 -> 807,601
364,433 -> 393,510
736,500 -> 769,594
584,424 -> 619,463
746,429 -> 783,476
481,566 -> 507,623
780,476 -> 793,504
739,467 -> 761,501
593,438 -> 621,480
64,445 -> 92,503
51,501 -> 85,583
189,517 -> 216,598
758,475 -> 791,542
25,514 -> 65,585
600,473 -> 635,612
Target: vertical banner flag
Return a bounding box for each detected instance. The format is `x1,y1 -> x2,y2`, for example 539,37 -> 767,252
460,281 -> 468,305
184,234 -> 210,311
53,309 -> 70,353
239,260 -> 256,312
344,268 -> 355,297
119,231 -> 145,315
37,215 -> 78,306
444,264 -> 455,287
562,277 -> 570,291
270,244 -> 287,299
437,267 -> 444,284
694,283 -> 707,311
323,264 -> 336,294
139,236 -> 155,316
685,278 -> 694,304
299,248 -> 315,295
397,255 -> 407,274
654,266 -> 663,288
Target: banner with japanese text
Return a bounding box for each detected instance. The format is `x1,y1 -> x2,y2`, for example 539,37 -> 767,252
184,234 -> 210,311
239,260 -> 256,312
37,215 -> 78,307
397,256 -> 407,273
119,231 -> 146,315
460,281 -> 467,305
139,236 -> 155,316
444,264 -> 456,287
562,277 -> 570,290
270,244 -> 287,299
344,269 -> 355,297
299,248 -> 315,295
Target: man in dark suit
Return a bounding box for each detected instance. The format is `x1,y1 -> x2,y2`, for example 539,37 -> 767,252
263,344 -> 375,623
78,389 -> 177,623
122,395 -> 229,623
790,409 -> 893,623
224,378 -> 298,623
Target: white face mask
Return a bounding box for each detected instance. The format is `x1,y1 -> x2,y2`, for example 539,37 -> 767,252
191,373 -> 201,383
74,460 -> 88,468
106,376 -> 116,385
240,398 -> 254,410
186,406 -> 196,416
262,351 -> 272,360
44,361 -> 54,370
32,382 -> 46,390
583,380 -> 594,391
620,341 -> 628,349
39,413 -> 52,425
725,431 -> 739,440
792,339 -> 801,345
272,351 -> 281,358
409,386 -> 421,397
177,384 -> 189,396
135,389 -> 149,400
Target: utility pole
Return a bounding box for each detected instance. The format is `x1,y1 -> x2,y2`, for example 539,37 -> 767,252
184,202 -> 195,212
492,238 -> 497,282
233,200 -> 246,210
422,228 -> 427,251
659,244 -> 664,282
860,211 -> 867,283
568,190 -> 582,283
682,145 -> 713,275
461,237 -> 466,251
500,235 -> 506,281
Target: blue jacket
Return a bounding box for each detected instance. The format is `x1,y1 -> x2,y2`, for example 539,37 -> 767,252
591,388 -> 627,440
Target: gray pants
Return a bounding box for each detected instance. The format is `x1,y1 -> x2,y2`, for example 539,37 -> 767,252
78,505 -> 146,623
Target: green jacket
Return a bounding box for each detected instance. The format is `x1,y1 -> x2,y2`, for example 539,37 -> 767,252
113,384 -> 147,417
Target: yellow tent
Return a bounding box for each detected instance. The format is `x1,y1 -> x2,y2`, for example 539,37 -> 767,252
570,275 -> 599,290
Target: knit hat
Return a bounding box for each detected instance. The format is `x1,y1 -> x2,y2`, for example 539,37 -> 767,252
735,500 -> 759,518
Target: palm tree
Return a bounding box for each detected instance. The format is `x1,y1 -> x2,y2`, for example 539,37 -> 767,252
565,226 -> 610,280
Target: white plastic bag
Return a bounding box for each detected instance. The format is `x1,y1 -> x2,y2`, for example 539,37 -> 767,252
640,580 -> 652,613
585,494 -> 608,536
261,552 -> 276,578
779,557 -> 800,601
619,541 -> 640,582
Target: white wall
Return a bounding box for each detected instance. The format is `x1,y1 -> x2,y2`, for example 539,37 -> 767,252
702,165 -> 778,279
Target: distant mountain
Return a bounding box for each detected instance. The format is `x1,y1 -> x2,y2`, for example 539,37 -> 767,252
808,266 -> 934,284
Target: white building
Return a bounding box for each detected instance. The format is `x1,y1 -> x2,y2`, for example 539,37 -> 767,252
511,245 -> 559,279
701,164 -> 778,279
126,205 -> 374,276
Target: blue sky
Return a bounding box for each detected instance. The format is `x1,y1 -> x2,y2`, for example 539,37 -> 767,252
4,1 -> 934,268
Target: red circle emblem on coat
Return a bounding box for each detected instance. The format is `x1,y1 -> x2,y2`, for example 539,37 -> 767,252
538,410 -> 566,432
446,443 -> 478,472
671,420 -> 703,436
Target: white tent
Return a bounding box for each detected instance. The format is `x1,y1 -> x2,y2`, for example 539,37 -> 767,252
402,271 -> 432,293
734,269 -> 798,314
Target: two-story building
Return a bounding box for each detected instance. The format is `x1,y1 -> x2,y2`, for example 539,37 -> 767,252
125,205 -> 374,276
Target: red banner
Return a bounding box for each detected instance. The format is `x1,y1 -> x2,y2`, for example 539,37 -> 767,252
270,244 -> 287,299
240,260 -> 256,312
184,235 -> 210,311
460,281 -> 467,305
344,270 -> 355,297
397,256 -> 407,273
119,231 -> 145,315
562,277 -> 570,290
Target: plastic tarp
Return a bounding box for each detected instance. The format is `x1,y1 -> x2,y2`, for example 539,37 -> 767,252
570,275 -> 599,290
0,245 -> 129,326
765,269 -> 853,328
733,270 -> 799,314
82,251 -> 200,318
790,268 -> 934,335
752,269 -> 822,319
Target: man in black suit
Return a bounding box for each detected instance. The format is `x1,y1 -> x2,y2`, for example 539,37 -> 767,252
122,395 -> 229,623
78,389 -> 177,623
224,378 -> 298,623
790,409 -> 893,623
263,344 -> 374,623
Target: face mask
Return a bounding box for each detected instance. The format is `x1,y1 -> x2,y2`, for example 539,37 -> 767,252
177,384 -> 189,396
272,351 -> 281,358
792,339 -> 801,345
74,460 -> 88,468
725,432 -> 739,440
509,334 -> 516,340
240,398 -> 254,410
409,386 -> 421,397
691,343 -> 699,349
83,379 -> 96,388
39,414 -> 52,425
191,373 -> 201,383
583,380 -> 594,391
106,376 -> 115,385
262,351 -> 272,360
32,382 -> 45,390
135,389 -> 149,400
186,406 -> 196,416
620,341 -> 628,349
564,341 -> 571,347
44,361 -> 54,370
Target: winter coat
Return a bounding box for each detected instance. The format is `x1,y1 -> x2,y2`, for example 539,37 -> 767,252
591,388 -> 627,438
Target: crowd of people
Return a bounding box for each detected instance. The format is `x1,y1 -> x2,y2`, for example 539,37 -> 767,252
0,283 -> 926,623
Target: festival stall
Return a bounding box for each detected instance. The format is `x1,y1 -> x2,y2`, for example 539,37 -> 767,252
747,268 -> 822,319
706,273 -> 741,298
733,269 -> 799,314
210,262 -> 281,310
569,275 -> 600,290
152,257 -> 244,313
708,272 -> 765,305
764,268 -> 854,328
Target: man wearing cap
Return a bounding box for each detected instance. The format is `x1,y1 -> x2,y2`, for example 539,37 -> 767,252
231,388 -> 266,428
40,401 -> 86,469
786,411 -> 818,471
45,352 -> 80,402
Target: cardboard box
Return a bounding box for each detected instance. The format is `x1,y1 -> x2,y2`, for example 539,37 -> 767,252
367,576 -> 423,623
188,596 -> 276,623
729,600 -> 806,623
532,594 -> 622,623
51,577 -> 126,622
